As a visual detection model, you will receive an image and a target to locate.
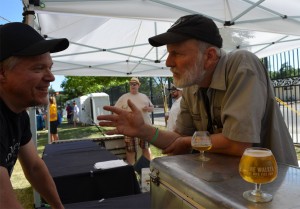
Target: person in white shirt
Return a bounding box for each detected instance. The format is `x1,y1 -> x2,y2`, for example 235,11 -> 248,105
73,101 -> 79,127
166,84 -> 183,131
114,77 -> 154,165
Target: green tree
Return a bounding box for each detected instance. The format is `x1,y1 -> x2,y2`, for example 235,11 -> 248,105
60,76 -> 172,109
269,62 -> 300,79
61,76 -> 129,100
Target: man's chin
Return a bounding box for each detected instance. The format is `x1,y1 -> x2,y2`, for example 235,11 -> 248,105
32,98 -> 48,106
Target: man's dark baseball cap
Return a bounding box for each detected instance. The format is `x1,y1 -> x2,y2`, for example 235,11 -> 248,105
0,22 -> 69,61
148,14 -> 222,48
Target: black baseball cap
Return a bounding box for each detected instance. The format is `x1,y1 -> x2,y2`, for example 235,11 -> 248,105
0,22 -> 69,61
149,14 -> 222,48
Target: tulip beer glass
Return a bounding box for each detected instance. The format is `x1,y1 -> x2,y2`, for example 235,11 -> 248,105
191,131 -> 212,161
239,147 -> 278,203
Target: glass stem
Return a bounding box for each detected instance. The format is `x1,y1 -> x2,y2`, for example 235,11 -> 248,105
200,150 -> 205,159
253,183 -> 262,196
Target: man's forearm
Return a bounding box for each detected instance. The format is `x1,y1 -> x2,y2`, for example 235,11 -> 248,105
140,125 -> 181,149
25,160 -> 64,209
210,133 -> 252,156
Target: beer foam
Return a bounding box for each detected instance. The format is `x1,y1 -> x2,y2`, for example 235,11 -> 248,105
244,149 -> 272,157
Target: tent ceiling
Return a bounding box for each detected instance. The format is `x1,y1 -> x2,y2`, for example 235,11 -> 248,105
24,0 -> 300,77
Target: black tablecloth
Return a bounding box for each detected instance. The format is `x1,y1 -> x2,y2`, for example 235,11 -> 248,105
38,193 -> 150,209
66,193 -> 150,209
42,141 -> 140,204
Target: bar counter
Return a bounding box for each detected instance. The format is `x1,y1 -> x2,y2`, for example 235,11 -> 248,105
150,153 -> 300,209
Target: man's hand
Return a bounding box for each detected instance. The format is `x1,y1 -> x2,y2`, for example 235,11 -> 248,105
162,136 -> 192,155
98,99 -> 146,137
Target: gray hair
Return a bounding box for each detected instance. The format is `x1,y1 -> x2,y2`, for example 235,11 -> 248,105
198,40 -> 221,57
0,56 -> 21,72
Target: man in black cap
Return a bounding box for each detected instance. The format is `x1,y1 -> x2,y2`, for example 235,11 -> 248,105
0,22 -> 69,208
98,14 -> 298,166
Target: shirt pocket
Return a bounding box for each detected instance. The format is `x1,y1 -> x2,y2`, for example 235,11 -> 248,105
191,112 -> 206,131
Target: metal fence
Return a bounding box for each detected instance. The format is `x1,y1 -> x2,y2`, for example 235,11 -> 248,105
263,48 -> 300,144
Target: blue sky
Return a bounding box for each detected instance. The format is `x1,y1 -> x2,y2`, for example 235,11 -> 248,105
0,0 -> 65,92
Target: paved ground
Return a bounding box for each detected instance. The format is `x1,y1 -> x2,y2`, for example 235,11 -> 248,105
152,108 -> 166,127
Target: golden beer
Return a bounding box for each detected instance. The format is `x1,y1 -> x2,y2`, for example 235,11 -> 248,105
192,145 -> 212,152
191,131 -> 212,161
239,149 -> 278,184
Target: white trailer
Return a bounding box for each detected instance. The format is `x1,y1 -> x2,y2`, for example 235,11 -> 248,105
67,92 -> 110,125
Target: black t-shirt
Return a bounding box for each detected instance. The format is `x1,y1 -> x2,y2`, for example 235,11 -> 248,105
0,99 -> 32,176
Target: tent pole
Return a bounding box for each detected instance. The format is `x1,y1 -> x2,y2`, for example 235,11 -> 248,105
150,77 -> 154,124
23,1 -> 42,208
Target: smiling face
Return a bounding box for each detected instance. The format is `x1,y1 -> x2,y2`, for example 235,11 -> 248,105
0,53 -> 55,112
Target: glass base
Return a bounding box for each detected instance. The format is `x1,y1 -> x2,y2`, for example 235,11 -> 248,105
199,156 -> 210,162
243,190 -> 273,203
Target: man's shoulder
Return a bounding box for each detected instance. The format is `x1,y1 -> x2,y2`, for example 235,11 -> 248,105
228,49 -> 259,61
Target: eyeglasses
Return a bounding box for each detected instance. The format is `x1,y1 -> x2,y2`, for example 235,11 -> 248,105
170,90 -> 178,93
130,83 -> 138,87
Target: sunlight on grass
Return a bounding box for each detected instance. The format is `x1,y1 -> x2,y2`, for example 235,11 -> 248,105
295,145 -> 300,160
11,160 -> 33,209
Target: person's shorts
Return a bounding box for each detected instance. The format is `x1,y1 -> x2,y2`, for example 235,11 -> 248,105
124,136 -> 150,152
73,115 -> 79,122
50,121 -> 58,134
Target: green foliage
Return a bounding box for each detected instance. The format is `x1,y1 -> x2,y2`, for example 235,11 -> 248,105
61,76 -> 129,100
268,62 -> 300,80
59,76 -> 173,108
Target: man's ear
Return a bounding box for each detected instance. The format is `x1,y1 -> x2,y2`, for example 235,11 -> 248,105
0,65 -> 7,81
203,47 -> 219,70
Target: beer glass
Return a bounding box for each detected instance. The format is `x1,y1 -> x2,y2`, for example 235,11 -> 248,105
191,131 -> 212,161
239,147 -> 278,203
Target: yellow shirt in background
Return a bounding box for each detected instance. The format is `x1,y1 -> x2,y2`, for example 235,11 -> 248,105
50,104 -> 58,121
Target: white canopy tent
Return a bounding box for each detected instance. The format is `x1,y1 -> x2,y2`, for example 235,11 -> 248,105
21,0 -> 300,77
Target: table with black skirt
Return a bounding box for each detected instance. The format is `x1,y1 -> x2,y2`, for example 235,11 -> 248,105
38,193 -> 150,209
42,140 -> 140,204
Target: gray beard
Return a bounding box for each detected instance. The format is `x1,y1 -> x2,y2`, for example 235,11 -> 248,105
173,63 -> 206,88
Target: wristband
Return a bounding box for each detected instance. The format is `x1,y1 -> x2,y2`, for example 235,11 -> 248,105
150,128 -> 159,144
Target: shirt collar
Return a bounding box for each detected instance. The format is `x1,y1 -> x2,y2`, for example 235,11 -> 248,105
209,49 -> 227,91
188,49 -> 228,96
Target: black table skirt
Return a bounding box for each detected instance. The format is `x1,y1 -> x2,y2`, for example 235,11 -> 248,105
66,193 -> 150,209
38,193 -> 150,209
42,141 -> 140,204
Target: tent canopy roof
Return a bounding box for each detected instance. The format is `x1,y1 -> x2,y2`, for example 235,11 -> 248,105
24,0 -> 300,77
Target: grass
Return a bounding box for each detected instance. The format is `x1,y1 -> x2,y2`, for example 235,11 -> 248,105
295,145 -> 300,161
11,120 -> 300,208
11,120 -> 164,209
